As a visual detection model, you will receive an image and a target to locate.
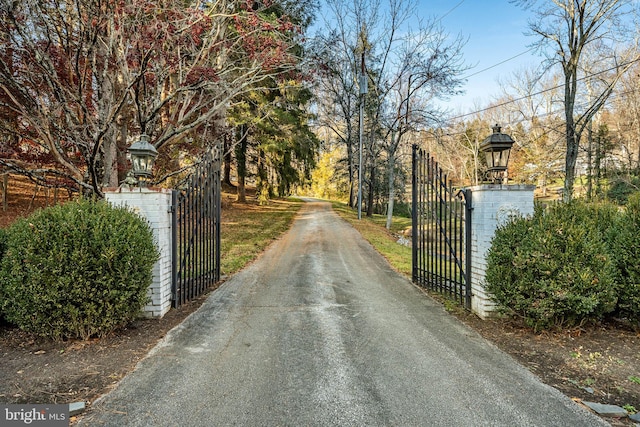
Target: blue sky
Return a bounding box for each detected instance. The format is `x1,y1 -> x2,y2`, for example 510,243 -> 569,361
422,1 -> 539,113
312,0 -> 541,115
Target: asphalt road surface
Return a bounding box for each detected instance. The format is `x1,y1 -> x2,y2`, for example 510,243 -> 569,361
80,201 -> 607,426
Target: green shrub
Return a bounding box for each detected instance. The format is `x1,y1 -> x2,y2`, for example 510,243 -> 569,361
392,201 -> 412,218
606,193 -> 640,327
0,227 -> 7,323
607,176 -> 640,205
0,227 -> 6,263
486,201 -> 618,330
0,198 -> 159,340
0,226 -> 6,245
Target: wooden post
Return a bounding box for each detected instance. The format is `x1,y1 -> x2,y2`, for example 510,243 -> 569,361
1,174 -> 7,212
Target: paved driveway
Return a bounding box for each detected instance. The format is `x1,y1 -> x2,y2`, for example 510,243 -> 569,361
79,201 -> 606,426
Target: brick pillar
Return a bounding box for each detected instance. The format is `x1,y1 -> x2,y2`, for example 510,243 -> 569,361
467,184 -> 535,319
104,187 -> 173,318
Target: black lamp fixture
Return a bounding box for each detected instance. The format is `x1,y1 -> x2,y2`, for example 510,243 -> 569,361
480,124 -> 514,183
127,134 -> 158,186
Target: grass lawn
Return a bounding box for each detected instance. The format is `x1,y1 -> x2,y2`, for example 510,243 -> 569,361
220,197 -> 303,275
330,201 -> 412,276
220,197 -> 412,278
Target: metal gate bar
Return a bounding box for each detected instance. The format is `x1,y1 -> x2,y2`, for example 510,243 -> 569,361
171,148 -> 221,307
412,145 -> 471,309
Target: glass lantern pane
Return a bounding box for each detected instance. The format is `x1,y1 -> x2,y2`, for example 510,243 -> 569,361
485,152 -> 494,169
497,151 -> 506,167
499,149 -> 511,168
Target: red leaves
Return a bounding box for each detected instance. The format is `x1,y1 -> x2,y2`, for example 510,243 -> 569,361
1,0 -> 305,195
231,10 -> 299,73
185,67 -> 219,85
121,1 -> 215,75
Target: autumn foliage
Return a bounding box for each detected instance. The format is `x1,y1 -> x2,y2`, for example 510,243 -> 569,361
0,0 -> 302,195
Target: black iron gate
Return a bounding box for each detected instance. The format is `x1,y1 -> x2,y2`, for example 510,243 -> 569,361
412,145 -> 472,309
171,147 -> 221,308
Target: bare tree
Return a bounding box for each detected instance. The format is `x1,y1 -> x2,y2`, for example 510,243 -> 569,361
310,0 -> 380,208
378,17 -> 467,228
513,0 -> 639,201
499,67 -> 566,191
0,0 -> 302,196
313,0 -> 466,225
611,61 -> 640,171
309,30 -> 360,206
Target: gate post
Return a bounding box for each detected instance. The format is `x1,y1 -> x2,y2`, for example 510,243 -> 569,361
411,145 -> 418,283
466,184 -> 535,318
104,187 -> 173,318
462,188 -> 473,310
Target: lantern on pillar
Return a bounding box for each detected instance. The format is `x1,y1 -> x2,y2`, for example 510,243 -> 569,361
480,124 -> 514,183
127,134 -> 158,186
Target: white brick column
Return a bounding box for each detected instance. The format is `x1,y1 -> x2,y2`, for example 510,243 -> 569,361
104,187 -> 173,318
467,184 -> 535,319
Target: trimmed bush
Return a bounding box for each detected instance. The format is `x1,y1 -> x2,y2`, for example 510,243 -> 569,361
0,227 -> 6,264
0,227 -> 6,323
0,198 -> 159,340
606,193 -> 640,327
0,227 -> 6,251
485,201 -> 618,330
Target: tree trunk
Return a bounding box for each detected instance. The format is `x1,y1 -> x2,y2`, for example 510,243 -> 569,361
349,180 -> 355,208
595,129 -> 603,197
117,119 -> 129,184
586,120 -> 593,201
102,127 -> 119,188
385,152 -> 395,230
564,127 -> 579,202
563,66 -> 579,202
223,132 -> 232,187
237,175 -> 246,202
257,148 -> 268,202
347,137 -> 355,208
366,161 -> 375,217
98,29 -> 121,190
1,174 -> 7,212
235,124 -> 248,203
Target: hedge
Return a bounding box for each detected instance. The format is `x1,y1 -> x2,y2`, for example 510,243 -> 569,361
0,198 -> 159,340
485,201 -> 622,330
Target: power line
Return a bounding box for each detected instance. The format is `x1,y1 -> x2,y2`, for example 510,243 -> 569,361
446,58 -> 640,123
429,0 -> 545,120
435,1 -> 540,92
438,84 -> 640,141
438,0 -> 465,21
463,48 -> 537,79
438,2 -> 534,82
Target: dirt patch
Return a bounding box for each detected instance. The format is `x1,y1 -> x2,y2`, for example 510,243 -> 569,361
0,293 -> 214,426
0,296 -> 207,404
449,307 -> 640,425
0,176 -> 639,424
0,174 -> 71,229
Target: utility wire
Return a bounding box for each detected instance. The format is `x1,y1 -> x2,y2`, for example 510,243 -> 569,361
438,0 -> 465,21
438,85 -> 640,140
446,57 -> 640,123
430,0 -> 640,124
463,48 -> 537,79
416,0 -> 540,124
